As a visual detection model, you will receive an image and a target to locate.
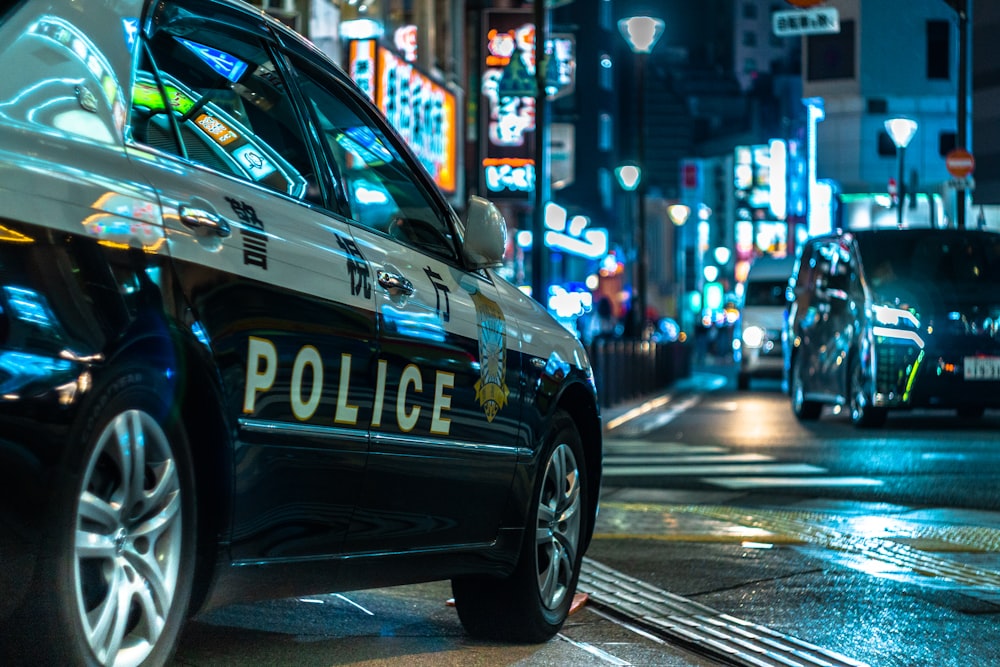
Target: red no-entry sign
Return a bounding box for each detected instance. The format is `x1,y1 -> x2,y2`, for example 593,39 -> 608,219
946,148 -> 975,178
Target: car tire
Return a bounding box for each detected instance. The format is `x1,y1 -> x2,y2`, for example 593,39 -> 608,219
850,356 -> 887,428
452,410 -> 587,643
791,355 -> 821,421
11,365 -> 197,667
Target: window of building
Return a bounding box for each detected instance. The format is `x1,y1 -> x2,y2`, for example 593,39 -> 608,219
867,98 -> 888,114
927,20 -> 950,80
743,30 -> 757,47
599,53 -> 613,90
599,112 -> 612,151
807,19 -> 855,81
939,131 -> 957,156
599,167 -> 612,211
742,2 -> 758,20
599,0 -> 612,31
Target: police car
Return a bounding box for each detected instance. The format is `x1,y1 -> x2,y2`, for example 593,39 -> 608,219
0,1 -> 602,664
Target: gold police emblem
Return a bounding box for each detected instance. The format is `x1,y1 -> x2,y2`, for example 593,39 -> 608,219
472,291 -> 509,422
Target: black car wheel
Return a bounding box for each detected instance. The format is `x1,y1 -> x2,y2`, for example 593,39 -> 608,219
17,366 -> 197,667
850,356 -> 887,428
791,354 -> 821,421
452,410 -> 587,643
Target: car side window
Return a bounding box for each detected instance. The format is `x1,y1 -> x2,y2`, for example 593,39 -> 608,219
284,55 -> 458,261
129,20 -> 322,205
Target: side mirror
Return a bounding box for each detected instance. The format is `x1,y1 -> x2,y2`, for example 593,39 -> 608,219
462,196 -> 506,268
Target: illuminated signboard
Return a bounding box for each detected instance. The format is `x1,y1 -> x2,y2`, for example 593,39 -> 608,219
348,40 -> 457,194
481,10 -> 576,198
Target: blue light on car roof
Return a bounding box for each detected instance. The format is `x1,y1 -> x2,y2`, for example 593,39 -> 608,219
175,37 -> 248,83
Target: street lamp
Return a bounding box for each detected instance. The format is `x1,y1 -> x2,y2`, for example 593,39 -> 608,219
615,163 -> 641,326
884,117 -> 918,229
619,15 -> 664,337
615,164 -> 641,192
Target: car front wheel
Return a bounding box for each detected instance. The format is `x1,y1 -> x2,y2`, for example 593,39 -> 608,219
791,355 -> 822,421
850,356 -> 887,428
452,410 -> 587,643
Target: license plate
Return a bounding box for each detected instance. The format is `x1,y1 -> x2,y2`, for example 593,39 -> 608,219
964,356 -> 1000,380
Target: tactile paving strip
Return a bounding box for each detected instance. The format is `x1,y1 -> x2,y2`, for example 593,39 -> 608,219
579,557 -> 870,667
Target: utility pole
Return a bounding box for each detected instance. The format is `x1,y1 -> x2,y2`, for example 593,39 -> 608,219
948,0 -> 971,228
531,0 -> 551,303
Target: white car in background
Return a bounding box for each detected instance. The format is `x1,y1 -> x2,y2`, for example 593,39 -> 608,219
736,255 -> 794,390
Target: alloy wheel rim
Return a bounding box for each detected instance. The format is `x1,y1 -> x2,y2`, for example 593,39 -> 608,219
75,409 -> 182,667
535,442 -> 582,611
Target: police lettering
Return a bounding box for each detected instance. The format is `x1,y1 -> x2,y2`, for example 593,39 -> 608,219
243,336 -> 455,435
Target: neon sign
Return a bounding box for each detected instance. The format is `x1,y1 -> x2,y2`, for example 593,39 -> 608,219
348,40 -> 457,194
481,10 -> 575,197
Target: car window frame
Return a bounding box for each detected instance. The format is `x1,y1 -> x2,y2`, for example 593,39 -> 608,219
128,3 -> 332,211
273,32 -> 464,266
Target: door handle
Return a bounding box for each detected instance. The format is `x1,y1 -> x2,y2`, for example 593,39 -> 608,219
377,269 -> 414,296
179,204 -> 232,237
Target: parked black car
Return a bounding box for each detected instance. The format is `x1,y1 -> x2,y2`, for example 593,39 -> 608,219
784,228 -> 1000,427
0,1 -> 602,665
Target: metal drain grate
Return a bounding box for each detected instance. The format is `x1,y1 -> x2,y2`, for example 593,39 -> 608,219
579,557 -> 870,667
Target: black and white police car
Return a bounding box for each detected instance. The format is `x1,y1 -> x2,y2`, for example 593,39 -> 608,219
0,1 -> 602,664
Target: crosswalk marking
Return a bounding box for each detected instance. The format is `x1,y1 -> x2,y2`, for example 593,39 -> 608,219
604,440 -> 727,454
704,476 -> 884,489
606,453 -> 773,465
605,463 -> 828,477
600,378 -> 883,491
603,441 -> 883,489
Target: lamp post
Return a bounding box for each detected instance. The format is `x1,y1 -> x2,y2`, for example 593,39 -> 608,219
667,203 -> 690,330
884,117 -> 918,229
615,164 -> 641,325
619,15 -> 664,337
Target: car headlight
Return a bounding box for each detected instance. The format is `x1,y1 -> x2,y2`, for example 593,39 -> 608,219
741,325 -> 766,349
871,304 -> 924,348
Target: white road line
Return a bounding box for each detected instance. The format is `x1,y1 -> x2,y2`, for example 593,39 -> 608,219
606,396 -> 702,434
331,593 -> 375,615
557,633 -> 633,665
704,476 -> 884,489
605,453 -> 774,465
603,463 -> 827,477
605,441 -> 727,454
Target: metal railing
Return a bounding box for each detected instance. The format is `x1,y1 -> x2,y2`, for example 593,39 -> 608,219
587,338 -> 691,408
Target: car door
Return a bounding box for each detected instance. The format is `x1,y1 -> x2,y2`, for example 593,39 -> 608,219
125,1 -> 375,561
804,240 -> 853,399
279,48 -> 523,554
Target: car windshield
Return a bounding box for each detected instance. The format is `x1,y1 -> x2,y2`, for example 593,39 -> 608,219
745,280 -> 787,307
857,231 -> 1000,296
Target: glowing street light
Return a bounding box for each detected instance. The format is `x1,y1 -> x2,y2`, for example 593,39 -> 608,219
615,164 -> 641,191
619,15 -> 664,336
885,117 -> 918,229
618,16 -> 665,54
